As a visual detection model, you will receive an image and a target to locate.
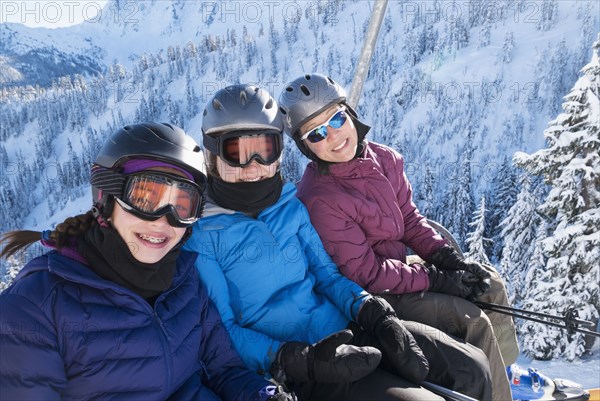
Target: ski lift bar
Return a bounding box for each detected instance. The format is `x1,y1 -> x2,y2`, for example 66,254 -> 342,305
347,0 -> 389,110
427,219 -> 465,258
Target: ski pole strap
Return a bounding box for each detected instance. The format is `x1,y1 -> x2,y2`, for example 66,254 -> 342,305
475,301 -> 600,338
421,381 -> 478,401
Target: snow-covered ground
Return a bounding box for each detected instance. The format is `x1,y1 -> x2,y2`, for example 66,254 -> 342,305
515,339 -> 600,390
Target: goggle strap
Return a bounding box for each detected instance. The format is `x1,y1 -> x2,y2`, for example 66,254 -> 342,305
203,133 -> 219,155
116,198 -> 200,227
90,167 -> 126,197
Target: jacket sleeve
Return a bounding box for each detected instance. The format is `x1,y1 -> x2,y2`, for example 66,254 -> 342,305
186,235 -> 282,375
296,204 -> 371,320
0,292 -> 67,400
306,196 -> 431,295
197,285 -> 273,401
391,153 -> 447,259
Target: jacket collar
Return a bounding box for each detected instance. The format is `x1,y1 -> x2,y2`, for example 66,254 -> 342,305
307,141 -> 376,178
201,182 -> 296,221
19,247 -> 198,298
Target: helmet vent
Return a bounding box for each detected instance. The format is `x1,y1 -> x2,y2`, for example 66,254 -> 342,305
327,76 -> 335,85
240,90 -> 248,106
285,86 -> 293,92
305,74 -> 311,80
279,106 -> 287,115
265,98 -> 274,109
212,98 -> 223,110
300,84 -> 310,96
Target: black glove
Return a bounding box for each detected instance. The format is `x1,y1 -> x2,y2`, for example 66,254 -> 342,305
428,245 -> 492,299
269,329 -> 381,383
267,393 -> 296,401
460,260 -> 492,300
357,297 -> 429,383
427,264 -> 479,299
263,385 -> 298,401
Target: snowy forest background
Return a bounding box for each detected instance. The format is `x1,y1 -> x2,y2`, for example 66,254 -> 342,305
1,0 -> 598,363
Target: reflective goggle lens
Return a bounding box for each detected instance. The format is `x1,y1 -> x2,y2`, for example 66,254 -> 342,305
300,108 -> 347,143
121,173 -> 203,225
221,133 -> 282,167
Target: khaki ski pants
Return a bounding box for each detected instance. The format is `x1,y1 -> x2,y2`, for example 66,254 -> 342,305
382,259 -> 519,401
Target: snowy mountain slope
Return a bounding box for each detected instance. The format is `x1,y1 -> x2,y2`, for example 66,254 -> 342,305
0,22 -> 105,86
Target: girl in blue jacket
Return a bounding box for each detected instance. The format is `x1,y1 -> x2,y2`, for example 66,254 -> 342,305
0,122 -> 294,401
184,85 -> 493,401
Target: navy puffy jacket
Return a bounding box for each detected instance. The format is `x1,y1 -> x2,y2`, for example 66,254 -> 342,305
0,250 -> 270,400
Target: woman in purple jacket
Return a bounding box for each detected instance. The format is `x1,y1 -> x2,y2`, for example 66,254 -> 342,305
278,74 -> 519,401
0,122 -> 294,401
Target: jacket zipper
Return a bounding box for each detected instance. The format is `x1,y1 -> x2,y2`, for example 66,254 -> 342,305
151,307 -> 173,393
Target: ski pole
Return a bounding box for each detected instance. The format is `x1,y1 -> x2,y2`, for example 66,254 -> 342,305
421,381 -> 479,401
475,301 -> 600,338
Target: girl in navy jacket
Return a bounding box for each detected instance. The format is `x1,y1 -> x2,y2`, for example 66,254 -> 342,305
0,122 -> 294,401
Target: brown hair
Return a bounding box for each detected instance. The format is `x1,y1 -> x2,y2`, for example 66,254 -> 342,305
0,211 -> 97,260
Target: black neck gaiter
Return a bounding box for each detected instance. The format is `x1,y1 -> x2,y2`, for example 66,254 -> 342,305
78,225 -> 180,300
208,173 -> 283,216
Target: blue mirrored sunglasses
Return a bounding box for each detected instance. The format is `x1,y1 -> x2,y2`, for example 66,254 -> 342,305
300,107 -> 348,143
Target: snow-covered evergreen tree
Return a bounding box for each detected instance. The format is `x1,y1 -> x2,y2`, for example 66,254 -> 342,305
417,163 -> 437,221
465,196 -> 491,264
442,137 -> 476,249
519,220 -> 556,357
484,156 -> 520,262
0,257 -> 22,292
514,35 -> 600,360
498,174 -> 543,304
501,31 -> 515,64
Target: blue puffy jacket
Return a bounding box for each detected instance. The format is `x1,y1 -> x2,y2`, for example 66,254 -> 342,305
185,183 -> 370,374
0,249 -> 272,401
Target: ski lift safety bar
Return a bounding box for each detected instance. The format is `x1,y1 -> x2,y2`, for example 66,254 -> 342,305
347,0 -> 389,110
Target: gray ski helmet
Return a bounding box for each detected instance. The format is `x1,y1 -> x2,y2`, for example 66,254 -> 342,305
278,74 -> 347,139
201,84 -> 283,136
92,122 -> 207,216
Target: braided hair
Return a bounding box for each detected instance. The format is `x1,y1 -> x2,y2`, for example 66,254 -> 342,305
0,211 -> 96,260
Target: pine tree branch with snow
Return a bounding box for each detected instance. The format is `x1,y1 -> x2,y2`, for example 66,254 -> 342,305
513,35 -> 600,361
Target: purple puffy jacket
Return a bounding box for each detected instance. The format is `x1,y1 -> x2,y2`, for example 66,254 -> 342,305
297,141 -> 447,295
